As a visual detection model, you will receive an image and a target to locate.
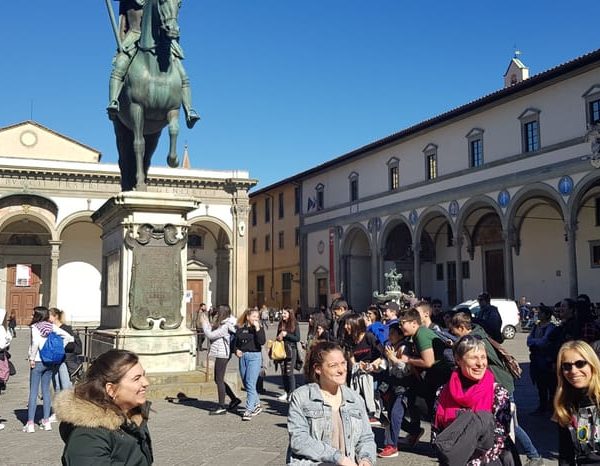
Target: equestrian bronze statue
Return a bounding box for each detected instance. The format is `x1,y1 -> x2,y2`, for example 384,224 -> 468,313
105,0 -> 200,191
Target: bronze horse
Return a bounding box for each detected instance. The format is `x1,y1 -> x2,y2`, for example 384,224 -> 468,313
113,0 -> 183,191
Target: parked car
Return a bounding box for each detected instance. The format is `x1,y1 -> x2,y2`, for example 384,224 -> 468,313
452,299 -> 520,340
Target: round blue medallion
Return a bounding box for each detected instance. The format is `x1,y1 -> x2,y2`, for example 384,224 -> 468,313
448,200 -> 459,217
558,175 -> 574,196
497,190 -> 510,208
409,209 -> 418,225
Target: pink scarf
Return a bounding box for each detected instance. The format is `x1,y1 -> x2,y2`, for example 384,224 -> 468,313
434,369 -> 495,430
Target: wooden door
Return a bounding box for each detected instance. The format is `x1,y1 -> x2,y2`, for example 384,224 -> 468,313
186,279 -> 204,327
484,249 -> 505,298
6,264 -> 42,325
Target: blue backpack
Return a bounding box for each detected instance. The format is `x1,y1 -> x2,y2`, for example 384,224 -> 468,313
40,332 -> 65,365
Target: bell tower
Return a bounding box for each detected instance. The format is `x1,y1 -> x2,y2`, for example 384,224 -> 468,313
503,50 -> 529,88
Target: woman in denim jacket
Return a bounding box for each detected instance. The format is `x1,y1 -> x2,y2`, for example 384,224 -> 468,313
287,341 -> 376,465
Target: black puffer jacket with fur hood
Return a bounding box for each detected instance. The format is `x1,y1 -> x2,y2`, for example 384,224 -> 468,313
54,390 -> 153,465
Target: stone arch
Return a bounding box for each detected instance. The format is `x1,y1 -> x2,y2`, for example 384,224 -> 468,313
568,171 -> 600,224
456,195 -> 503,235
186,215 -> 233,311
507,183 -> 570,304
415,205 -> 454,240
340,224 -> 372,312
379,215 -> 412,247
187,215 -> 233,246
56,215 -> 102,321
56,211 -> 96,238
341,222 -> 373,255
505,182 -> 566,232
504,183 -> 566,262
456,195 -> 505,299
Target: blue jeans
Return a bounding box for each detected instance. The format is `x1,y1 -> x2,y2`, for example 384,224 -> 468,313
28,362 -> 56,422
239,351 -> 262,411
509,395 -> 540,459
384,392 -> 421,446
53,362 -> 72,391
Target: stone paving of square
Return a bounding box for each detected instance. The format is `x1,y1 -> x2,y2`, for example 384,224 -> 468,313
0,324 -> 558,465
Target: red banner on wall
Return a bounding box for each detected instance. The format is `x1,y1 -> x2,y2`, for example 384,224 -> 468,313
329,229 -> 336,294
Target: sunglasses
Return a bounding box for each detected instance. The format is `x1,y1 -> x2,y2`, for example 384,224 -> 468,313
561,360 -> 588,372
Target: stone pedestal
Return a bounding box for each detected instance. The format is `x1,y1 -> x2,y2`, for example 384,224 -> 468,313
92,192 -> 200,373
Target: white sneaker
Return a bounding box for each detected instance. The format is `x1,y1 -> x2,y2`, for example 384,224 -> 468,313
40,420 -> 52,431
0,423 -> 5,430
23,423 -> 35,433
48,414 -> 58,423
277,392 -> 289,401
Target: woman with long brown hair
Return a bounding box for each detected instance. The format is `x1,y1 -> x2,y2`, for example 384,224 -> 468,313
554,340 -> 600,464
276,306 -> 301,401
55,349 -> 152,464
199,304 -> 241,415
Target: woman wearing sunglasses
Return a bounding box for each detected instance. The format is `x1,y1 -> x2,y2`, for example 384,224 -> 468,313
554,340 -> 600,464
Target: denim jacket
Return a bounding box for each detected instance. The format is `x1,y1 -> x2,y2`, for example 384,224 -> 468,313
287,383 -> 376,465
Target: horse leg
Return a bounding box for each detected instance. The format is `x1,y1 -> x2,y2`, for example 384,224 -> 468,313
166,109 -> 180,168
113,119 -> 135,191
130,104 -> 147,191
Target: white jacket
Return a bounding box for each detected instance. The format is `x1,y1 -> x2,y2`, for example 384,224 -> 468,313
202,316 -> 237,359
0,309 -> 12,350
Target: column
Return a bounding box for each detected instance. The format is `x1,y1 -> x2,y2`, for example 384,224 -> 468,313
377,247 -> 386,293
413,242 -> 421,298
215,247 -> 231,306
565,222 -> 579,298
455,236 -> 464,304
48,240 -> 62,308
231,202 -> 250,316
502,230 -> 515,299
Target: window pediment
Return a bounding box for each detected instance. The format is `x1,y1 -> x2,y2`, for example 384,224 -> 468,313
465,128 -> 484,139
422,143 -> 438,154
518,108 -> 541,120
583,84 -> 600,98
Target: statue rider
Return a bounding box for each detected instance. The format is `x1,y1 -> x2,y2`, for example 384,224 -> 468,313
107,0 -> 200,129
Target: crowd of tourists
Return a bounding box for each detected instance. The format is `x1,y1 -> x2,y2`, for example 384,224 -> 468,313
8,292 -> 600,465
283,293 -> 600,465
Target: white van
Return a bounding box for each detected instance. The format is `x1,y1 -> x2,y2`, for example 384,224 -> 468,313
452,299 -> 520,340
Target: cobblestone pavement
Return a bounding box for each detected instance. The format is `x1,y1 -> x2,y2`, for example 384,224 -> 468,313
1,324 -> 557,465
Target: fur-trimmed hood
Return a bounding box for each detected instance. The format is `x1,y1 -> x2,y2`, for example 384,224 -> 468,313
56,390 -> 154,465
54,389 -> 148,431
54,389 -> 126,431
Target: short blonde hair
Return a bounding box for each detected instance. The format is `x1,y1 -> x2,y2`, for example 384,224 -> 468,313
553,340 -> 600,427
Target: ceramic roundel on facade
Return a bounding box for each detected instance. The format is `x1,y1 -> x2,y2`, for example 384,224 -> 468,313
317,240 -> 325,254
558,175 -> 574,196
448,200 -> 459,217
497,190 -> 510,208
409,209 -> 418,226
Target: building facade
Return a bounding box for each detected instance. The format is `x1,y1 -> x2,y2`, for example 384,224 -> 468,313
248,180 -> 301,310
0,121 -> 255,325
298,49 -> 600,312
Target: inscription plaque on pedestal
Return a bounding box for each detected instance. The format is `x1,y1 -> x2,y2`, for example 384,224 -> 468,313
125,224 -> 187,330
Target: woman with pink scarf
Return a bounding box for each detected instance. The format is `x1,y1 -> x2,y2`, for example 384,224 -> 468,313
431,335 -> 514,465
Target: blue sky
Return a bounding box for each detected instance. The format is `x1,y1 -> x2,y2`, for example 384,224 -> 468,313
0,1 -> 598,189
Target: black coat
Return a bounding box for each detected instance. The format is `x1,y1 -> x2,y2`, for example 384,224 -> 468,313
54,390 -> 153,465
